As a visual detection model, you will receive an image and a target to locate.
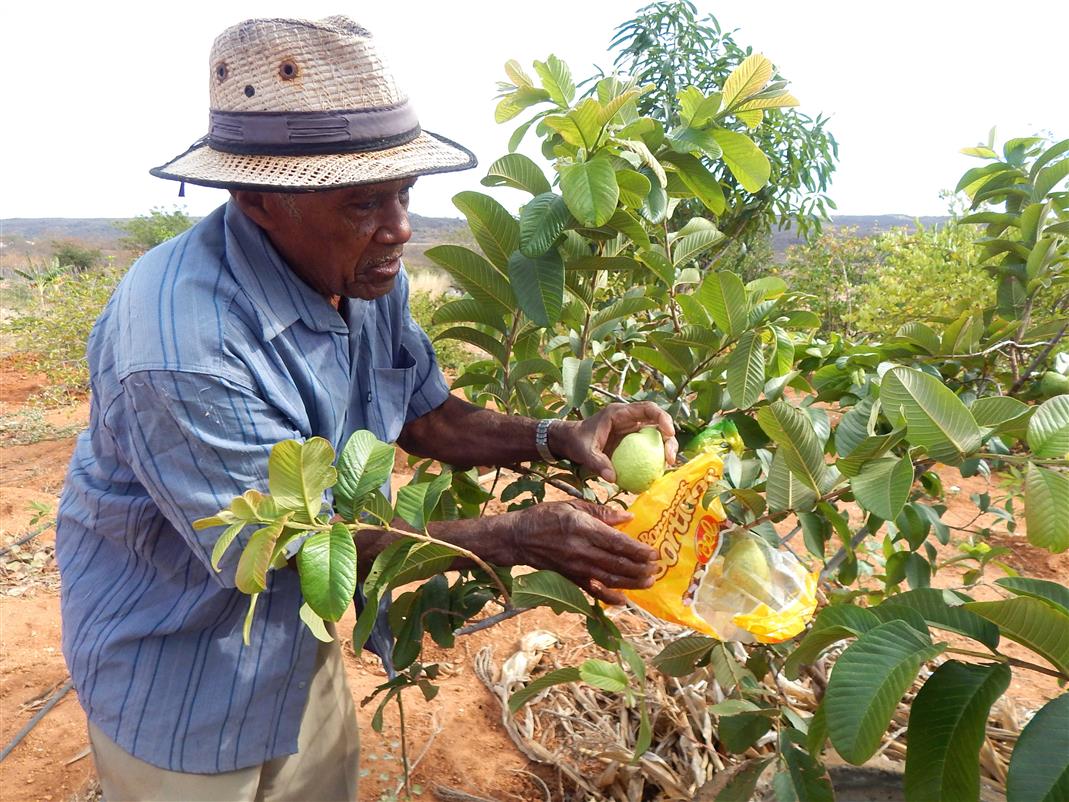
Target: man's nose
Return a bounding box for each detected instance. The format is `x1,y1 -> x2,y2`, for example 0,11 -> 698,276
375,200 -> 412,245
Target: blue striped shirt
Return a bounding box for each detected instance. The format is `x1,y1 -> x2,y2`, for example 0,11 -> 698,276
56,201 -> 449,773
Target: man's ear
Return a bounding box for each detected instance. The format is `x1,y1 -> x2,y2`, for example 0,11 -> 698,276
230,190 -> 278,231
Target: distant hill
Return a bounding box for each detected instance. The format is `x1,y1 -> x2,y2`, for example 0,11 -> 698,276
769,215 -> 951,255
1,213 -> 950,268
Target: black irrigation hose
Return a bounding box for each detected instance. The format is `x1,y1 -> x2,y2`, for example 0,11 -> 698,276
0,679 -> 74,763
0,519 -> 56,559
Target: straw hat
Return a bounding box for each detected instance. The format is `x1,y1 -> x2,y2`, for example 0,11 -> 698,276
151,16 -> 477,190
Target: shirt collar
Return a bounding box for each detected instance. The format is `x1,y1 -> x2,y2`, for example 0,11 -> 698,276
223,200 -> 350,339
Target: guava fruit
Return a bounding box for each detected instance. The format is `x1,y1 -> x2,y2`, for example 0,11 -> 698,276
611,427 -> 666,493
722,537 -> 772,604
1040,371 -> 1069,398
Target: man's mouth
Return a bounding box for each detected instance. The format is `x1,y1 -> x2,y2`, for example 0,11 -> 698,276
363,254 -> 402,284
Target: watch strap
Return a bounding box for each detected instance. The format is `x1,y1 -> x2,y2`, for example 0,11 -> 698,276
535,418 -> 558,464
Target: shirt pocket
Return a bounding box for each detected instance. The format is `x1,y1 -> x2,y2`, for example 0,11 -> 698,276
370,343 -> 417,442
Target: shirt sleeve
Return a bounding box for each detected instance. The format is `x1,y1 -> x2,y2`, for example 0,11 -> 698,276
107,369 -> 303,588
396,272 -> 451,423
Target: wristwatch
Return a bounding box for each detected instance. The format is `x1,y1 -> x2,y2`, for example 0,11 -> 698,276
535,418 -> 559,464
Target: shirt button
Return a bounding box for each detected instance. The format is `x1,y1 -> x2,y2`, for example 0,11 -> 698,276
298,681 -> 307,689
366,391 -> 373,402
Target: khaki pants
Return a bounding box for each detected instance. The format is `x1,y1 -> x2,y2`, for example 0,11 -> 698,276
88,634 -> 359,802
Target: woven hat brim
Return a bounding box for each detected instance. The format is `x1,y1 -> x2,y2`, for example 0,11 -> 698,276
150,130 -> 477,191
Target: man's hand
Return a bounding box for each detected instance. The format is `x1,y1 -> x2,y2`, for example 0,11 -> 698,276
508,499 -> 659,605
552,402 -> 678,484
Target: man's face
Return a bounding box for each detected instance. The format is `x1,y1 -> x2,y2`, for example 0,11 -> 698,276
241,179 -> 416,301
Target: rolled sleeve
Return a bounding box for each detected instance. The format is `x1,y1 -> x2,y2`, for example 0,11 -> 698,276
109,369 -> 302,587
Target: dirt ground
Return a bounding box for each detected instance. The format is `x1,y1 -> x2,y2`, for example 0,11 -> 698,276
1,365 -> 1066,802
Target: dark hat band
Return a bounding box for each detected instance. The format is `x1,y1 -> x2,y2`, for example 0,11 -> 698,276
207,102 -> 421,155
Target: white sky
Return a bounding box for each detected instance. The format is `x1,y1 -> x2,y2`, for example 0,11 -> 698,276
1,1 -> 1066,221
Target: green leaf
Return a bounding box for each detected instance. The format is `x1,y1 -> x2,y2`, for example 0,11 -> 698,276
434,326 -> 506,365
452,191 -> 520,274
508,666 -> 581,713
783,605 -> 882,679
878,589 -> 999,650
507,249 -> 564,327
766,451 -> 817,514
714,757 -> 774,802
241,593 -> 260,645
518,192 -> 572,257
904,661 -> 1011,802
671,227 -> 724,268
835,398 -> 875,458
481,153 -> 551,196
727,331 -> 765,410
895,321 -> 943,354
532,55 -> 575,106
660,152 -> 726,215
756,400 -> 828,491
837,430 -> 906,478
698,271 -> 749,336
964,597 -> 1069,675
970,396 -> 1031,431
299,601 -> 334,642
719,711 -> 774,753
1027,394 -> 1069,458
559,160 -> 620,227
995,577 -> 1069,615
389,542 -> 458,587
651,635 -> 717,676
424,245 -> 515,313
268,438 -> 336,521
394,471 -> 453,531
615,169 -> 652,208
678,85 -> 722,127
495,86 -> 551,123
1034,157 -> 1069,200
880,367 -> 982,465
430,298 -> 507,334
297,523 -> 357,621
579,659 -> 630,692
210,521 -> 245,571
1025,464 -> 1069,553
722,53 -> 774,108
711,129 -> 772,192
334,430 -> 395,521
512,570 -> 591,616
561,356 -> 593,411
825,620 -> 945,764
235,522 -> 284,594
1006,693 -> 1069,802
850,456 -> 913,521
637,248 -> 675,284
358,489 -> 394,526
779,729 -> 835,802
668,125 -> 722,158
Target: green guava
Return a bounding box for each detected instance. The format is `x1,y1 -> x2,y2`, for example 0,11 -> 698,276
611,427 -> 666,493
722,538 -> 772,604
1040,371 -> 1069,399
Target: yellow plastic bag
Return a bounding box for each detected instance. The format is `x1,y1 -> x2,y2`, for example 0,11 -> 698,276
616,451 -> 817,643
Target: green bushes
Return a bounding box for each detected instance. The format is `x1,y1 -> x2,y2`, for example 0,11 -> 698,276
3,267 -> 122,404
852,224 -> 993,337
780,223 -> 995,339
407,289 -> 476,375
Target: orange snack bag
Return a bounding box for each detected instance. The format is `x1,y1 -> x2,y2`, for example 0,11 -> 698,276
616,450 -> 817,643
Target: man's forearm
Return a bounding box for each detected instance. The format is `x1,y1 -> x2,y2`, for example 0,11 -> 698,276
397,395 -> 574,469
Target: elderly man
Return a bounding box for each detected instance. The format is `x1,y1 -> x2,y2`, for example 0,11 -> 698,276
56,15 -> 674,802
